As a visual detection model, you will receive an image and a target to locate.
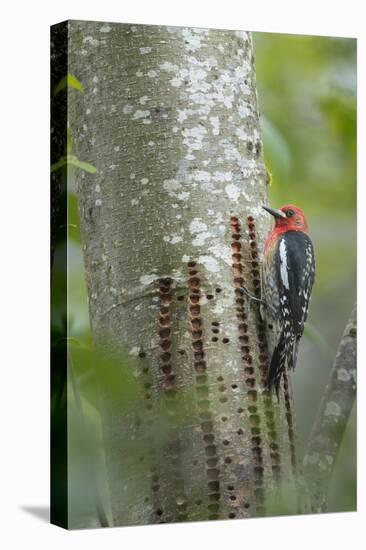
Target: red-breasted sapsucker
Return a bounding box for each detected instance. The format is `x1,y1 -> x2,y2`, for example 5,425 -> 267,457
261,204 -> 315,395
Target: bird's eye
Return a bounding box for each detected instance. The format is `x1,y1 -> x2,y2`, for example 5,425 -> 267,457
286,209 -> 294,218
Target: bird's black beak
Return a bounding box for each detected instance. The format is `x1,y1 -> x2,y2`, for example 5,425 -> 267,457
262,205 -> 286,219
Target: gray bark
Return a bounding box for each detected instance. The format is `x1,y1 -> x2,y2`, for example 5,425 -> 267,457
69,20 -> 297,526
304,304 -> 357,513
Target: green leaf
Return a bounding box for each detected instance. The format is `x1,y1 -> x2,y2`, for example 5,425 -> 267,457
69,158 -> 98,174
54,73 -> 84,96
51,155 -> 97,174
69,343 -> 141,409
51,157 -> 67,173
68,193 -> 81,244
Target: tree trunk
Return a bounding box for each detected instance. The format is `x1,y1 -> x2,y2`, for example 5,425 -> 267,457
69,21 -> 297,526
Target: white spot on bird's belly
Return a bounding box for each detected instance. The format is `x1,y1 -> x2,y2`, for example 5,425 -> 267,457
279,239 -> 290,289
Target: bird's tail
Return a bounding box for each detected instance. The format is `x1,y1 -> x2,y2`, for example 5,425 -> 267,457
267,331 -> 287,398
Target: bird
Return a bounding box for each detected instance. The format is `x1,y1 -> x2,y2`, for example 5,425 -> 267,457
260,204 -> 315,396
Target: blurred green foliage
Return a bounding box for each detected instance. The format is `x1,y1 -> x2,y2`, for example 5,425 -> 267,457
67,339 -> 143,528
254,33 -> 356,213
253,31 -> 356,512
66,336 -> 199,527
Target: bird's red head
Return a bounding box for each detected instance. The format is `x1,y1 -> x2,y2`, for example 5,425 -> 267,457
263,204 -> 308,234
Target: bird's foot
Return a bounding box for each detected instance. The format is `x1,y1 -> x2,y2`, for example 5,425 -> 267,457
239,286 -> 267,308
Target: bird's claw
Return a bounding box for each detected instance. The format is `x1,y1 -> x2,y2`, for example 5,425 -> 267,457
239,286 -> 268,308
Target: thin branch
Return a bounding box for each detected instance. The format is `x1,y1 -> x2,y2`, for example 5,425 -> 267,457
303,303 -> 357,512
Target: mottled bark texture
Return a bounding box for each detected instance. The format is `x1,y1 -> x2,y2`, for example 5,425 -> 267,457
69,21 -> 297,526
304,304 -> 357,513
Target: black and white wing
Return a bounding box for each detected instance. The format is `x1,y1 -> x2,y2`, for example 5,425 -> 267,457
276,231 -> 315,368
